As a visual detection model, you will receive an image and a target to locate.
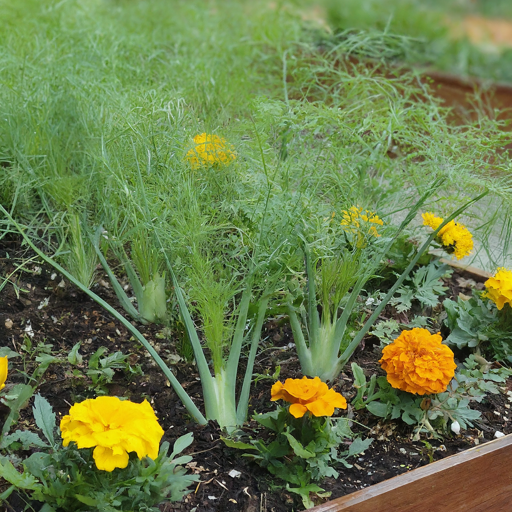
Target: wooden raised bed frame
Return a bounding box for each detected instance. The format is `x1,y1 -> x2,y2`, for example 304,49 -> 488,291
310,433 -> 512,512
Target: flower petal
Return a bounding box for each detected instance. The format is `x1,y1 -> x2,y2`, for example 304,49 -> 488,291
289,403 -> 308,418
93,445 -> 129,472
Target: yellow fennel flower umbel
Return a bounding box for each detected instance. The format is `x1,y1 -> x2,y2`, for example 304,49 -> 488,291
422,212 -> 473,260
271,376 -> 347,418
60,397 -> 164,472
186,133 -> 236,170
379,328 -> 456,395
340,206 -> 384,247
484,267 -> 512,310
0,356 -> 8,391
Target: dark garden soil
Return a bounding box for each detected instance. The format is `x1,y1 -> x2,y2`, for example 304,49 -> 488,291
1,236 -> 511,512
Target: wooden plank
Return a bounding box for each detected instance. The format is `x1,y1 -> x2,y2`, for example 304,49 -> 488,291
439,258 -> 492,280
310,434 -> 512,512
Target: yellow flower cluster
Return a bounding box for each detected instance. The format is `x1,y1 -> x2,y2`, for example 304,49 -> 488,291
186,133 -> 236,170
484,267 -> 512,310
340,206 -> 384,247
379,328 -> 456,395
271,376 -> 347,418
60,397 -> 164,472
0,356 -> 7,391
422,212 -> 473,260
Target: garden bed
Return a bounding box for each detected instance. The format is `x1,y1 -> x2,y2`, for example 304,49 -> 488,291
1,238 -> 511,512
2,3 -> 512,511
309,432 -> 512,512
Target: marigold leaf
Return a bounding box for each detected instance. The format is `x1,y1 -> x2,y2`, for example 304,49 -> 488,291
0,430 -> 48,450
0,456 -> 40,490
221,437 -> 257,450
283,432 -> 315,459
75,494 -> 99,506
348,437 -> 372,457
33,394 -> 56,447
170,432 -> 194,459
366,401 -> 389,417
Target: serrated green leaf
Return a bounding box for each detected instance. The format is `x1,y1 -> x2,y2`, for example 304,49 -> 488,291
2,384 -> 34,436
253,409 -> 280,431
24,452 -> 52,479
33,394 -> 56,447
0,457 -> 40,490
351,363 -> 366,387
283,432 -> 315,459
286,483 -> 328,509
348,437 -> 372,457
88,347 -> 107,370
221,437 -> 257,450
0,430 -> 48,450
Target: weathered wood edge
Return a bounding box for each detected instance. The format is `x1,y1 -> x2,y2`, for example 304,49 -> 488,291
439,257 -> 492,280
309,433 -> 512,511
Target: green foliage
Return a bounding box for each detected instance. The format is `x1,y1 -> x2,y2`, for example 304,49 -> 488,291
390,262 -> 452,313
323,0 -> 512,83
16,338 -> 59,385
92,227 -> 168,325
443,291 -> 512,360
443,291 -> 495,349
0,396 -> 198,511
378,234 -> 430,278
1,383 -> 35,437
60,213 -> 98,289
33,394 -> 56,448
86,347 -> 143,394
371,316 -> 430,344
239,407 -> 372,509
287,192 -> 481,381
351,358 -> 511,439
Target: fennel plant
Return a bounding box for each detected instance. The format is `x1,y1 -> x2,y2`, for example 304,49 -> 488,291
288,189 -> 488,381
167,254 -> 271,431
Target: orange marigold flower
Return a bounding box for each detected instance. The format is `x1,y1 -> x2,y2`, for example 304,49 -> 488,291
186,133 -> 236,170
484,267 -> 512,310
422,212 -> 473,260
379,328 -> 456,395
271,376 -> 347,418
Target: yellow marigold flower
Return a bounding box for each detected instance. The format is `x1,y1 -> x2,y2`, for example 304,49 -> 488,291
340,206 -> 384,247
60,397 -> 164,472
484,267 -> 512,310
422,212 -> 473,260
379,328 -> 456,395
186,133 -> 236,170
271,376 -> 347,418
0,356 -> 8,391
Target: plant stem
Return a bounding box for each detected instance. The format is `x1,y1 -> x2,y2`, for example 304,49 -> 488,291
0,205 -> 207,425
